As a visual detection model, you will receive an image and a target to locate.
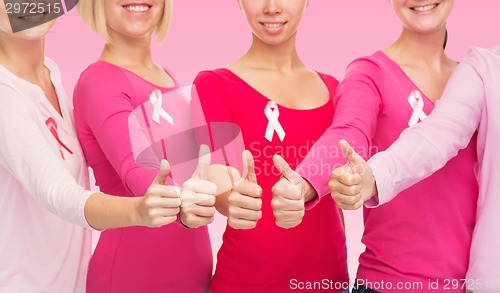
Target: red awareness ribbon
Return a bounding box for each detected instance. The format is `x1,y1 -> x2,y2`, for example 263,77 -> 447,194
45,117 -> 74,160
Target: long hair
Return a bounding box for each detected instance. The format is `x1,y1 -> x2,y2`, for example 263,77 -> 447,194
443,29 -> 448,49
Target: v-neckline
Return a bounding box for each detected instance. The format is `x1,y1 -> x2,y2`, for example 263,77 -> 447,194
0,59 -> 69,129
98,60 -> 178,91
377,51 -> 436,105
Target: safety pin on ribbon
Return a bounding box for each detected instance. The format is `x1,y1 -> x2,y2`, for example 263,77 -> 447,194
264,101 -> 286,142
45,117 -> 73,160
150,89 -> 174,125
407,90 -> 427,127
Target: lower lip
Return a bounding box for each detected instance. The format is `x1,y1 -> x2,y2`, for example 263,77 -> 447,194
18,13 -> 46,24
261,23 -> 287,35
123,6 -> 152,15
411,4 -> 439,14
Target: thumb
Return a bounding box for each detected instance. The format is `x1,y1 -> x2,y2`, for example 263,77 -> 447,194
241,150 -> 257,184
193,144 -> 211,180
154,159 -> 171,185
273,154 -> 302,185
339,139 -> 365,168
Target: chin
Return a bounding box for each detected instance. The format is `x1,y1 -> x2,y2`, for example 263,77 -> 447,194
255,34 -> 288,46
8,25 -> 52,40
117,24 -> 155,38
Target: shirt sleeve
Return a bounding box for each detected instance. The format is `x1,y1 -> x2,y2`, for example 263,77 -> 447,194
0,85 -> 94,229
73,66 -> 158,196
367,58 -> 485,207
297,59 -> 383,208
193,71 -> 238,166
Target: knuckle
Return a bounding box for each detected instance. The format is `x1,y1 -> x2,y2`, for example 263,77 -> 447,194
146,186 -> 156,195
144,198 -> 154,209
208,206 -> 216,216
247,221 -> 257,229
270,199 -> 280,210
256,198 -> 263,210
228,206 -> 238,217
228,218 -> 237,229
167,216 -> 177,224
148,209 -> 157,218
208,195 -> 216,206
328,179 -> 336,190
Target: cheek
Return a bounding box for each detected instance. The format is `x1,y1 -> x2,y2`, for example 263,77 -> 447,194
152,8 -> 164,24
442,3 -> 454,20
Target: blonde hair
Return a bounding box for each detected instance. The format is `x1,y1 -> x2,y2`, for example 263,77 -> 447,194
77,0 -> 172,43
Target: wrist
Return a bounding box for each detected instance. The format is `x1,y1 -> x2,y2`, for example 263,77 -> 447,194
302,179 -> 318,203
130,197 -> 144,227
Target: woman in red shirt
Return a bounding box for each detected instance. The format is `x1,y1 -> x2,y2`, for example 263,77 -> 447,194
194,1 -> 349,292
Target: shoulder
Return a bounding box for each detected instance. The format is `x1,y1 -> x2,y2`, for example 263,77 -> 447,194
0,68 -> 32,108
44,57 -> 62,78
75,61 -> 134,95
314,71 -> 339,93
462,45 -> 500,71
77,61 -> 131,86
0,83 -> 36,120
339,52 -> 394,92
193,69 -> 239,98
315,71 -> 338,85
194,68 -> 235,85
345,51 -> 388,76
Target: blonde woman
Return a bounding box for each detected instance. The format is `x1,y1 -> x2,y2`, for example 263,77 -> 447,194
0,0 -> 191,292
75,1 -> 214,292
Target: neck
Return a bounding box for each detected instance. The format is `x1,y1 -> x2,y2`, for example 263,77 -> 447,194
244,33 -> 303,73
100,32 -> 154,69
0,33 -> 46,84
386,27 -> 450,69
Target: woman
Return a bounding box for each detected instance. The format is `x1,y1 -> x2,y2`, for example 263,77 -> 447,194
74,0 -> 215,292
330,45 -> 500,293
0,1 -> 189,292
296,0 -> 478,292
194,0 -> 349,292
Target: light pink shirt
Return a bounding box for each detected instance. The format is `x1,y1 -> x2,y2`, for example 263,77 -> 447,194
369,46 -> 500,292
0,58 -> 93,292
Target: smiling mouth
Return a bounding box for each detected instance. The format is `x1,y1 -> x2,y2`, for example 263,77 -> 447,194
261,22 -> 287,29
122,4 -> 152,12
411,3 -> 439,12
17,13 -> 47,23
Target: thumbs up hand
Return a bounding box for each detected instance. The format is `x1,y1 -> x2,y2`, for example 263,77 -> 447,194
180,145 -> 218,228
329,140 -> 376,210
271,155 -> 307,229
138,159 -> 181,228
227,150 -> 263,230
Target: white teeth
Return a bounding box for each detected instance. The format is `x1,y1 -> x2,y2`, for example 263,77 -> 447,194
124,5 -> 150,12
264,23 -> 284,29
412,4 -> 438,12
